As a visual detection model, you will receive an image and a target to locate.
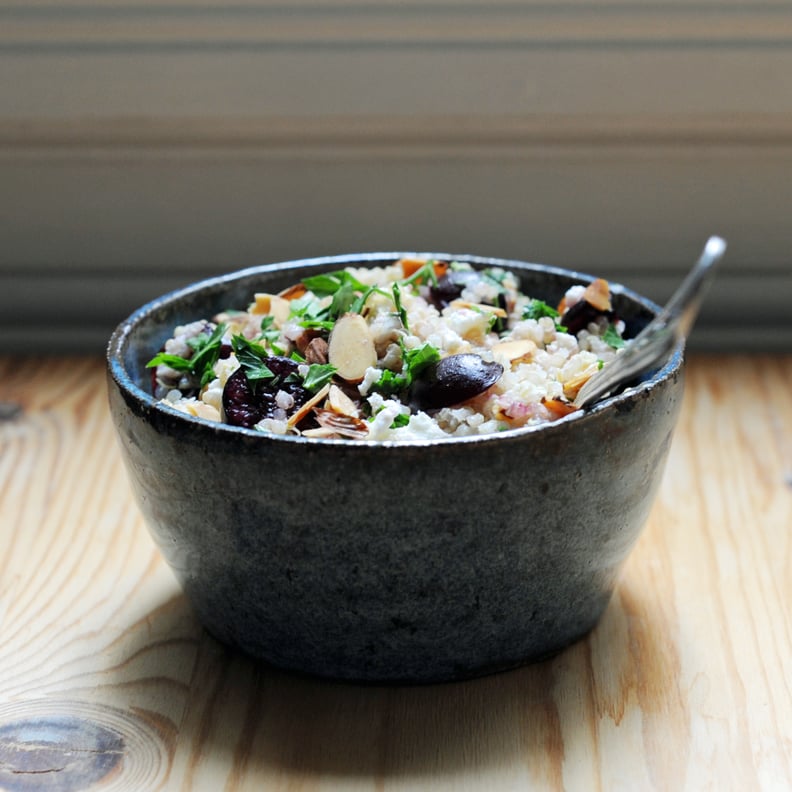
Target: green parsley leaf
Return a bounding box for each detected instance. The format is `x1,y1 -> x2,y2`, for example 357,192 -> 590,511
302,270 -> 367,298
602,324 -> 626,349
232,335 -> 276,389
257,315 -> 282,345
289,293 -> 329,325
329,280 -> 358,319
373,368 -> 409,396
189,323 -> 228,384
401,260 -> 439,289
392,282 -> 408,330
147,322 -> 227,388
404,343 -> 440,377
300,273 -> 345,296
373,342 -> 440,397
301,363 -> 337,393
145,352 -> 193,372
390,413 -> 410,429
349,285 -> 387,314
522,299 -> 560,321
298,318 -> 336,332
481,267 -> 510,286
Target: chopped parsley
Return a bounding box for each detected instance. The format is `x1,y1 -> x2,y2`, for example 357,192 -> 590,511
300,270 -> 366,319
258,315 -> 280,342
369,405 -> 411,429
301,270 -> 368,297
522,299 -> 560,321
349,285 -> 387,314
232,335 -> 275,389
522,299 -> 568,333
480,267 -> 510,286
392,282 -> 408,329
296,271 -> 387,326
602,324 -> 626,349
300,363 -> 337,393
234,335 -> 337,393
401,260 -> 440,289
373,342 -> 440,397
146,322 -> 227,387
288,293 -> 335,331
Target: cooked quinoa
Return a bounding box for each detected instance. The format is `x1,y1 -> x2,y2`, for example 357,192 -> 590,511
148,258 -> 628,441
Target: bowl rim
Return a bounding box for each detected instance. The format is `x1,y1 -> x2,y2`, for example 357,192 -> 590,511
107,251 -> 684,449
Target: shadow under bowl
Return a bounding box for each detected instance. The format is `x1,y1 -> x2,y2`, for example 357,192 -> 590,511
107,252 -> 684,683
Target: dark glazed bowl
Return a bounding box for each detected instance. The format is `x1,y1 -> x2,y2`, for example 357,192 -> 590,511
107,253 -> 684,683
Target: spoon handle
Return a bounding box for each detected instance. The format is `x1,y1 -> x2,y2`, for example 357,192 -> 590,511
573,236 -> 727,409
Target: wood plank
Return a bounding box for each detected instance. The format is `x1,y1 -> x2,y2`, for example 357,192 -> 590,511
0,355 -> 790,790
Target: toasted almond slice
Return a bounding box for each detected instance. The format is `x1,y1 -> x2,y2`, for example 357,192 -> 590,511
278,282 -> 307,301
327,384 -> 359,418
398,258 -> 449,280
582,278 -> 612,312
250,293 -> 291,324
448,300 -> 508,318
492,339 -> 537,364
286,383 -> 331,428
300,426 -> 339,439
304,337 -> 329,365
399,257 -> 429,278
562,364 -> 600,400
313,408 -> 369,439
542,398 -> 579,418
328,313 -> 377,383
184,401 -> 222,422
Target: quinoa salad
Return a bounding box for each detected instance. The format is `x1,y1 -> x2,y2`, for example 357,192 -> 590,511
148,258 -> 630,441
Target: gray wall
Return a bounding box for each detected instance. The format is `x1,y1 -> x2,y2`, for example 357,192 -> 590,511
2,1 -> 791,352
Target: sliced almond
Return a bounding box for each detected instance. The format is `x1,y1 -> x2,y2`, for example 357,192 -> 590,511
492,339 -> 537,365
184,401 -> 222,422
327,384 -> 360,418
286,383 -> 331,429
250,293 -> 291,324
313,409 -> 369,440
562,364 -> 600,400
304,337 -> 329,365
448,300 -> 508,318
278,282 -> 307,301
398,258 -> 449,280
542,398 -> 579,419
582,278 -> 612,312
398,257 -> 429,278
300,426 -> 339,439
327,313 -> 377,383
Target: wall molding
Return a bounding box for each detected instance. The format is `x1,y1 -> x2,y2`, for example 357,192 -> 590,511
2,266 -> 790,354
4,2 -> 792,49
5,114 -> 792,150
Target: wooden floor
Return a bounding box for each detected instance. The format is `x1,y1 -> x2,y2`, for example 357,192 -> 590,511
0,355 -> 790,791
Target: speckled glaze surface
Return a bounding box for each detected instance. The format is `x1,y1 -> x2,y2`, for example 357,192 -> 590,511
107,253 -> 684,683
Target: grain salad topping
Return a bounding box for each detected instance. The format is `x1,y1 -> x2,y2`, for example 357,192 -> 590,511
148,259 -> 629,440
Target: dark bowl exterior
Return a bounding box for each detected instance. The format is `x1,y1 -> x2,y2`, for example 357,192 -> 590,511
107,253 -> 684,683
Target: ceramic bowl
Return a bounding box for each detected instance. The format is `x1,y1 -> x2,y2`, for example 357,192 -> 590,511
107,253 -> 684,683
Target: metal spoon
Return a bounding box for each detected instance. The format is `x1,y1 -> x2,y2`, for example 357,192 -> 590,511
573,235 -> 727,409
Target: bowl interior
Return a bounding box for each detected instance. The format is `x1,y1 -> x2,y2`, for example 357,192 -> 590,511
109,252 -> 671,438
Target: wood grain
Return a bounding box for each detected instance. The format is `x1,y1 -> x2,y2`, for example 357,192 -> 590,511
0,355 -> 790,791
